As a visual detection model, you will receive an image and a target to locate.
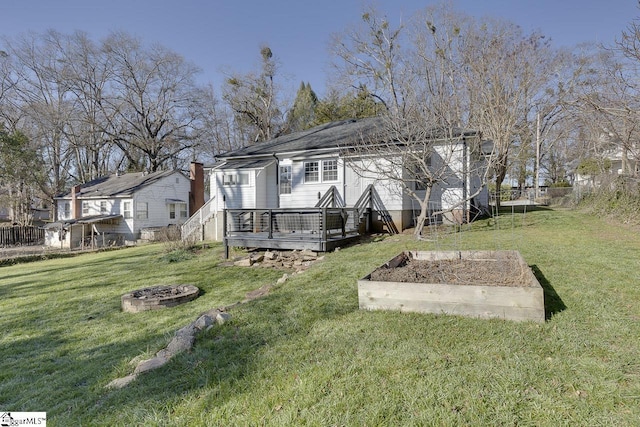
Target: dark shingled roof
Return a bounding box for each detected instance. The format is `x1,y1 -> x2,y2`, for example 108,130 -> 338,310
218,117 -> 386,159
216,116 -> 479,160
57,169 -> 184,199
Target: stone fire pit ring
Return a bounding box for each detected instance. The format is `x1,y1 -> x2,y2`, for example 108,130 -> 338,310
121,284 -> 200,313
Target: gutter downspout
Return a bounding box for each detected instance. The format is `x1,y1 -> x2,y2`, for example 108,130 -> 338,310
343,158 -> 347,206
273,153 -> 280,208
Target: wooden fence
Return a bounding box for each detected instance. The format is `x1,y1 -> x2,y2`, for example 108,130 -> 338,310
0,226 -> 45,246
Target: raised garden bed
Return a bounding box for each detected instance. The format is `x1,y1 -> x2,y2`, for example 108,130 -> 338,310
358,250 -> 545,322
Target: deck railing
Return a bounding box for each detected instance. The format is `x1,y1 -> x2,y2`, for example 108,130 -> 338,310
223,207 -> 362,256
225,207 -> 357,239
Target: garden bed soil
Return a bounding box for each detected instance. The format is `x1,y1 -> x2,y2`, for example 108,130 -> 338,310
369,255 -> 527,287
359,251 -> 545,322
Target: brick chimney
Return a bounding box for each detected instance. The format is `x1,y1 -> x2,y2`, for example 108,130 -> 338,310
189,162 -> 205,216
71,185 -> 82,219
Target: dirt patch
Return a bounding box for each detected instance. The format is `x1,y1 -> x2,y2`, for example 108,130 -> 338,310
370,257 -> 527,287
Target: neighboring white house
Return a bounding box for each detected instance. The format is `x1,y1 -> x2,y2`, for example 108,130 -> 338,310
190,117 -> 490,241
45,169 -> 191,249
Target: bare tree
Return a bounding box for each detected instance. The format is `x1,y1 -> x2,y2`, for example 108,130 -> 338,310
49,30 -> 119,182
332,6 -> 489,237
2,32 -> 75,211
462,19 -> 556,206
99,32 -> 202,172
222,45 -> 285,144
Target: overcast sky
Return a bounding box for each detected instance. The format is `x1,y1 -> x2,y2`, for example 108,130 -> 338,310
2,0 -> 638,97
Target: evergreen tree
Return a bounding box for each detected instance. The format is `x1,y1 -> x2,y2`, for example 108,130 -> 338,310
285,82 -> 318,132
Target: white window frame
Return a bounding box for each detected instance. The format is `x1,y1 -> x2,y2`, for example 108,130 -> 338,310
304,161 -> 319,183
279,165 -> 292,194
169,202 -> 188,219
222,172 -> 249,186
82,201 -> 89,216
100,201 -> 107,214
63,202 -> 70,219
305,159 -> 339,184
123,201 -> 132,219
322,159 -> 338,182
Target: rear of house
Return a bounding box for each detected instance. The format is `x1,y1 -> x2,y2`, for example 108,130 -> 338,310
201,117 -> 490,241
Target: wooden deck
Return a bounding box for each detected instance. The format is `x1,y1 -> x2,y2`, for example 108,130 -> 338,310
223,208 -> 365,256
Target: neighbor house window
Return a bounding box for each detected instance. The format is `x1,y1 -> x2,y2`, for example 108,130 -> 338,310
63,202 -> 70,219
100,201 -> 107,214
123,201 -> 132,219
136,202 -> 148,219
82,201 -> 89,216
169,203 -> 188,220
323,159 -> 338,182
409,159 -> 430,191
304,161 -> 319,183
279,165 -> 292,194
223,173 -> 249,186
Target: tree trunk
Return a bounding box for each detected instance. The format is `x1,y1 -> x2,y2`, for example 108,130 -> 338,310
413,186 -> 433,238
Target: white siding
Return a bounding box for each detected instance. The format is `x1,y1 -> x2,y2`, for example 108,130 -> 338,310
345,158 -> 405,210
131,173 -> 191,235
264,163 -> 279,208
214,169 -> 256,209
282,157 -> 345,208
255,167 -> 268,208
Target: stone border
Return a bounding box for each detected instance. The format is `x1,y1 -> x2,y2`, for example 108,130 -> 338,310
121,284 -> 200,313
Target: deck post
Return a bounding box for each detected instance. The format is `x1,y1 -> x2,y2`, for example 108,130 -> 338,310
268,210 -> 273,239
322,208 -> 328,243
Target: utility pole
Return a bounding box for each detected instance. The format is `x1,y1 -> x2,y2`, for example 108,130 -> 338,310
535,111 -> 540,200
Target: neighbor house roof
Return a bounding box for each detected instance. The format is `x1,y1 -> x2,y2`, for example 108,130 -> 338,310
57,170 -> 185,199
215,116 -> 480,161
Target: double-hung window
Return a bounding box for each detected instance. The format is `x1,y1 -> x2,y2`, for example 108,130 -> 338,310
168,203 -> 188,219
136,202 -> 148,220
322,160 -> 338,182
304,162 -> 319,183
123,201 -> 132,219
304,159 -> 338,183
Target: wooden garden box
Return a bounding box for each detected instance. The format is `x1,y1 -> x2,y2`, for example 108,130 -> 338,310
358,250 -> 545,323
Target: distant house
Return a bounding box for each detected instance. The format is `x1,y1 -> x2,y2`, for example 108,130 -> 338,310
185,117 -> 490,243
573,146 -> 640,190
45,167 -> 200,249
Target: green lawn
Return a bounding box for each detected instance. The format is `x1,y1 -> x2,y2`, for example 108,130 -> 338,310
1,208 -> 640,426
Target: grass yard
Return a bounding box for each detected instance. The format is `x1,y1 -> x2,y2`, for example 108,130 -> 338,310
1,208 -> 640,425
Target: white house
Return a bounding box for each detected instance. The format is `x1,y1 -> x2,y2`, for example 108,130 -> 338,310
45,169 -> 192,249
187,117 -> 490,242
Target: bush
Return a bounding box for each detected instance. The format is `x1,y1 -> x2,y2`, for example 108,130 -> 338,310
579,176 -> 640,224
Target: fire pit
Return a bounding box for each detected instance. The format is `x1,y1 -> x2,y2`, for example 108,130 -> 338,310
121,284 -> 200,313
358,251 -> 545,322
